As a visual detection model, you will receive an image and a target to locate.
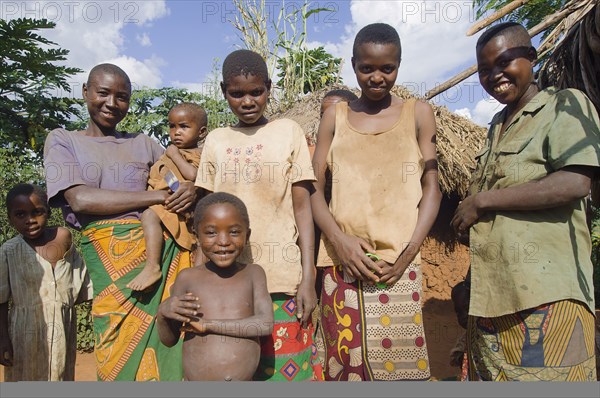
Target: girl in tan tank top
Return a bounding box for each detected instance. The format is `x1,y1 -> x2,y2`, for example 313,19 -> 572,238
310,23 -> 441,381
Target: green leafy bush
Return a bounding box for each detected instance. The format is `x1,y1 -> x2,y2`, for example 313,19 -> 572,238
76,301 -> 94,352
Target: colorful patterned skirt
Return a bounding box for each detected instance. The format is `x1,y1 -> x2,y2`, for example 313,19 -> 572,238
467,299 -> 597,381
316,264 -> 431,381
253,294 -> 324,381
81,219 -> 191,381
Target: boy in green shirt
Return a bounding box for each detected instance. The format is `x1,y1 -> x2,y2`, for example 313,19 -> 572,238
452,22 -> 600,381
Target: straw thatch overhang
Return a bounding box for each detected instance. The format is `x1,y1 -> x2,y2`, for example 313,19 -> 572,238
539,4 -> 600,114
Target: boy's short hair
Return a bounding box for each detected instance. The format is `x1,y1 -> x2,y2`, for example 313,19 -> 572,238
194,192 -> 250,231
222,49 -> 270,86
6,183 -> 49,213
87,63 -> 132,92
476,21 -> 533,51
323,89 -> 358,103
353,23 -> 402,61
169,102 -> 208,128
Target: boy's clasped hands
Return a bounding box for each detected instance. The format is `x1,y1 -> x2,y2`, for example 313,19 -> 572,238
158,292 -> 207,333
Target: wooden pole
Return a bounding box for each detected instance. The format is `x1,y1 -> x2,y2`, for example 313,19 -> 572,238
425,0 -> 587,100
424,65 -> 478,101
467,0 -> 531,37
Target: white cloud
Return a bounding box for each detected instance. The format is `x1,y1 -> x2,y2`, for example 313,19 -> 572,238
128,1 -> 170,25
136,32 -> 152,47
454,107 -> 472,120
434,75 -> 501,127
4,1 -> 169,93
470,97 -> 502,127
108,55 -> 165,89
171,80 -> 222,97
451,101 -> 502,128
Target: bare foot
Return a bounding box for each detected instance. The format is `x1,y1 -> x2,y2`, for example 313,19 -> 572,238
127,264 -> 162,291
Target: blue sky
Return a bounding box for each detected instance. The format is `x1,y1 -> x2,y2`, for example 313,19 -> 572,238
1,0 -> 508,126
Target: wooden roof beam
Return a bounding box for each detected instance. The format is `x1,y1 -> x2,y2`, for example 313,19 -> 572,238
467,0 -> 532,37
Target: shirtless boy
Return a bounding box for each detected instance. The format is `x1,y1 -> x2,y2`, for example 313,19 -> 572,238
156,192 -> 273,381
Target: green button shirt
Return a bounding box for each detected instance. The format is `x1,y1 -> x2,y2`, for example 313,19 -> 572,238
468,87 -> 600,317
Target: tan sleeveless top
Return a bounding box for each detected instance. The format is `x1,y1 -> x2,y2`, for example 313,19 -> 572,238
317,99 -> 424,266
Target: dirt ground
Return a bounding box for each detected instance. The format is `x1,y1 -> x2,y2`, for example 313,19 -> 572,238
2,237 -> 597,381
420,238 -> 470,380
73,352 -> 97,381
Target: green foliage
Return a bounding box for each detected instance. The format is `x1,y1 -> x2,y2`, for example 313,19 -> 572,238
473,0 -> 567,34
0,18 -> 83,157
230,0 -> 272,70
76,301 -> 94,352
277,46 -> 342,95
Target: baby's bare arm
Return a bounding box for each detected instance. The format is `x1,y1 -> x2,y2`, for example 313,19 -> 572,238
44,227 -> 73,263
189,265 -> 273,338
166,145 -> 199,181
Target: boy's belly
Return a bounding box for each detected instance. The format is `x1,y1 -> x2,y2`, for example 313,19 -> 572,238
182,333 -> 260,381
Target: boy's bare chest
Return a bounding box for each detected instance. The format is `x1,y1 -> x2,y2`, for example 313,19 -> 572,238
189,273 -> 254,317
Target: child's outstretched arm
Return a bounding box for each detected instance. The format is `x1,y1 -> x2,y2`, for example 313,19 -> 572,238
292,180 -> 317,326
183,265 -> 273,337
310,105 -> 382,282
379,100 -> 442,285
165,144 -> 199,181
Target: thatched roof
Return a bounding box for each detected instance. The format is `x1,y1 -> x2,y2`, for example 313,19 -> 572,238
539,4 -> 599,114
269,85 -> 487,197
